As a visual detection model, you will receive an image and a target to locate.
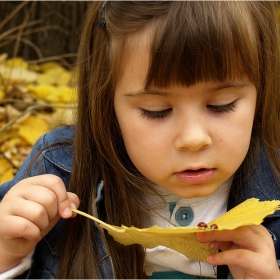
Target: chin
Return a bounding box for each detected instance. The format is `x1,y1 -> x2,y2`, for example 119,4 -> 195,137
173,187 -> 217,199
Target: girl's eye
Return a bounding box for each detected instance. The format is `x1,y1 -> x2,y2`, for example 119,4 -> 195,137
139,108 -> 172,120
207,99 -> 238,113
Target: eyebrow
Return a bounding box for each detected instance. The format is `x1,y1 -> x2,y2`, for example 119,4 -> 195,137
123,82 -> 249,97
124,89 -> 170,97
206,82 -> 249,92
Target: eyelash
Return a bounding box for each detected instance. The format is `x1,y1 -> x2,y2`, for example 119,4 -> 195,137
139,100 -> 238,120
207,99 -> 238,113
139,108 -> 172,120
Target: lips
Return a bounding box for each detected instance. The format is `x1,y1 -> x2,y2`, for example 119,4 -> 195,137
175,168 -> 215,184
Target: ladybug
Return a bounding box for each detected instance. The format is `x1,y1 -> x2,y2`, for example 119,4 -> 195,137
197,222 -> 208,228
210,224 -> 218,229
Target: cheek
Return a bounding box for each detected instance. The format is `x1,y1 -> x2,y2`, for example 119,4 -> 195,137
218,106 -> 255,163
120,129 -> 151,177
120,121 -> 158,159
116,104 -> 161,152
117,114 -> 143,155
117,115 -> 167,178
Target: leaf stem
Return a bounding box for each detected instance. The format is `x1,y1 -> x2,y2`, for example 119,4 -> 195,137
72,208 -> 122,232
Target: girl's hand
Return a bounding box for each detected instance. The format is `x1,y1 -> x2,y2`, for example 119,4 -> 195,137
196,225 -> 280,279
0,174 -> 80,273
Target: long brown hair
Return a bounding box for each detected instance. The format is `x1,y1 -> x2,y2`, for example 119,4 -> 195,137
59,2 -> 280,278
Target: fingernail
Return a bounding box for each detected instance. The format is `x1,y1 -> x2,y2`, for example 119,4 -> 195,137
196,232 -> 204,239
63,207 -> 72,217
71,203 -> 77,210
207,255 -> 213,262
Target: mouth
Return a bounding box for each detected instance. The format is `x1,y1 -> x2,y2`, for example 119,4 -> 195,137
175,168 -> 215,184
182,168 -> 210,175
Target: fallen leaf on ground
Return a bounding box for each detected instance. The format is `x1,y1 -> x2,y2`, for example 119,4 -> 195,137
37,66 -> 71,86
0,66 -> 38,83
28,84 -> 76,103
0,54 -> 77,182
18,115 -> 50,145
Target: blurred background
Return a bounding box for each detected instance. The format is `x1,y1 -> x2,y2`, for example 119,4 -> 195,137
0,1 -> 89,184
0,1 -> 89,65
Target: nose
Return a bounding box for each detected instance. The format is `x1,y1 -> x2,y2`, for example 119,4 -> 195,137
174,116 -> 212,152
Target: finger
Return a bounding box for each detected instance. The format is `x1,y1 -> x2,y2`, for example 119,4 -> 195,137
1,216 -> 41,242
208,244 -> 280,279
7,198 -> 51,231
8,185 -> 58,220
207,248 -> 259,270
18,175 -> 72,219
196,225 -> 267,250
39,192 -> 80,237
67,192 -> 80,218
209,241 -> 234,251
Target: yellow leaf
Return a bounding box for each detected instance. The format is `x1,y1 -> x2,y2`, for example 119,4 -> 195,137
0,66 -> 38,83
37,67 -> 71,86
0,157 -> 14,184
18,115 -> 49,145
0,90 -> 4,100
28,84 -> 76,103
106,224 -> 214,262
38,62 -> 63,73
0,53 -> 7,64
1,137 -> 26,152
0,129 -> 15,145
0,168 -> 14,184
49,108 -> 75,129
48,86 -> 76,103
73,198 -> 280,262
209,198 -> 280,229
0,158 -> 12,172
5,57 -> 28,69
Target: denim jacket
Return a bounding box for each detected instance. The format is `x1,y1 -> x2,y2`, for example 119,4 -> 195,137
0,126 -> 280,279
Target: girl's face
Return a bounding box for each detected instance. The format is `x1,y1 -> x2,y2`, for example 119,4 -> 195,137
114,32 -> 257,199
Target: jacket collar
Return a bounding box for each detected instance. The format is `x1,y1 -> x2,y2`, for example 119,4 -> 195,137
42,144 -> 73,173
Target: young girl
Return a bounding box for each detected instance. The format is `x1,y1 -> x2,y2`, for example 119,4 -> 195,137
0,1 -> 280,279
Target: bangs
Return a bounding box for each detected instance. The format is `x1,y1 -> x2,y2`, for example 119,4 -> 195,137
145,1 -> 260,88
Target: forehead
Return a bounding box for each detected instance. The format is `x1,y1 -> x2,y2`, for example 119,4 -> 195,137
113,3 -> 259,91
115,32 -> 252,99
116,29 -> 152,90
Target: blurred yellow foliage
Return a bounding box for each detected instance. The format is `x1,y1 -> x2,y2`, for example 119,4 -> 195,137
38,61 -> 63,72
5,57 -> 29,69
0,158 -> 13,183
0,90 -> 4,100
0,54 -> 76,184
37,66 -> 71,86
18,115 -> 50,145
28,84 -> 76,103
0,65 -> 38,83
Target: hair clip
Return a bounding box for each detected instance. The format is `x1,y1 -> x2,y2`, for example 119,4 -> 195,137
98,1 -> 106,29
